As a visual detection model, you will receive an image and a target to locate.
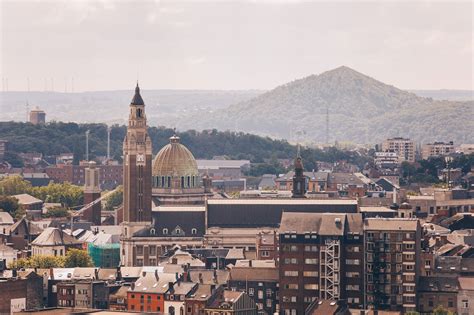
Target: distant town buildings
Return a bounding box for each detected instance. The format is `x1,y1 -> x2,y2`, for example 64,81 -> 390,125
29,107 -> 46,125
382,137 -> 415,163
422,141 -> 455,159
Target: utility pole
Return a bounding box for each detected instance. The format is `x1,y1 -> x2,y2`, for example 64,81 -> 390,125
326,107 -> 329,145
85,130 -> 90,161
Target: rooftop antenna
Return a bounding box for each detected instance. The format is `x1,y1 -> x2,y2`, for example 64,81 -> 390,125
85,130 -> 90,161
107,126 -> 112,160
297,143 -> 301,157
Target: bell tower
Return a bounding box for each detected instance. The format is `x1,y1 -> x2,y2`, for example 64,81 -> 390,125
292,145 -> 307,198
123,83 -> 153,222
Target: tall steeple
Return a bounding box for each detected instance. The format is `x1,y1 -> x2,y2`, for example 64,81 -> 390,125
123,83 -> 153,223
292,144 -> 306,198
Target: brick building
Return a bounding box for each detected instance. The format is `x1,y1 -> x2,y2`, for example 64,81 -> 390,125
45,163 -> 122,189
0,271 -> 43,314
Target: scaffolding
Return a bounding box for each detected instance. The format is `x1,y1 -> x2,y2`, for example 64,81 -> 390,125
320,239 -> 340,300
88,243 -> 120,268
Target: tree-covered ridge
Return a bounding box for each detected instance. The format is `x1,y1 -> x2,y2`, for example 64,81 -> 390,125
0,121 -> 370,171
177,66 -> 474,144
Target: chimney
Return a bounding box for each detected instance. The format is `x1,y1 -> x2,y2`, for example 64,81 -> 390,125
131,282 -> 135,290
50,268 -> 54,280
175,272 -> 179,281
12,268 -> 17,278
213,269 -> 218,283
168,281 -> 174,292
198,273 -> 203,284
142,271 -> 146,277
210,284 -> 216,294
94,268 -> 99,280
154,269 -> 159,281
116,266 -> 122,281
249,260 -> 252,267
172,257 -> 178,264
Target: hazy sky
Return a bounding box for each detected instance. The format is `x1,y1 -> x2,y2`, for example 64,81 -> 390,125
1,0 -> 473,91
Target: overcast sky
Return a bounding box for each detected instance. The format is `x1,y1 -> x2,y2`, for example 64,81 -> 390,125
1,0 -> 472,91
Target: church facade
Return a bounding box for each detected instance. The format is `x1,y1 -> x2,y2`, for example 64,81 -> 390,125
120,85 -> 358,267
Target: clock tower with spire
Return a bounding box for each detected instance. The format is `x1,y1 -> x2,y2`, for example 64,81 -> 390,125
123,83 -> 153,223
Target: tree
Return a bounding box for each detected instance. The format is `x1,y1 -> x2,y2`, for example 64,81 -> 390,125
104,185 -> 123,210
432,305 -> 455,315
9,255 -> 65,269
64,249 -> 93,268
43,207 -> 70,218
29,182 -> 83,208
0,175 -> 32,195
0,195 -> 20,215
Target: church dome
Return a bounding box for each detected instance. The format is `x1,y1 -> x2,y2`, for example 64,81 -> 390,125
153,135 -> 198,177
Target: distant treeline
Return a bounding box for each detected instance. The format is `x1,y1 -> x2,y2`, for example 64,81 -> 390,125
0,121 -> 370,173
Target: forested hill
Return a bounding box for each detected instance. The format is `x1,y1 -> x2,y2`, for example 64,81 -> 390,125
177,66 -> 474,144
0,121 -> 369,171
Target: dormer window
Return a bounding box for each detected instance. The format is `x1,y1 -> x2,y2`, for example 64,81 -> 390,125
150,228 -> 156,235
191,228 -> 197,235
163,228 -> 168,235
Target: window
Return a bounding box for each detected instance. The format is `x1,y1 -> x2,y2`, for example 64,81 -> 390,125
345,272 -> 359,278
266,289 -> 272,297
136,258 -> 143,266
258,290 -> 263,299
462,300 -> 469,308
406,264 -> 415,271
283,245 -> 298,252
405,254 -> 414,260
304,284 -> 318,290
150,246 -> 156,256
346,285 -> 359,291
261,250 -> 270,257
191,228 -> 197,235
248,288 -> 254,296
405,243 -> 415,250
284,283 -> 298,289
304,258 -> 318,264
346,259 -> 360,265
304,245 -> 318,252
163,228 -> 168,235
284,258 -> 298,264
303,271 -> 318,277
284,271 -> 298,277
136,246 -> 143,255
266,299 -> 272,308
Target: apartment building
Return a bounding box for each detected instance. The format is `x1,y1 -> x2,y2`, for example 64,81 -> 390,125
363,218 -> 421,313
382,138 -> 415,163
422,141 -> 454,159
278,212 -> 355,314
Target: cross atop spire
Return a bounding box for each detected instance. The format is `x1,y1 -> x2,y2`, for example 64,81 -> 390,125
131,82 -> 144,105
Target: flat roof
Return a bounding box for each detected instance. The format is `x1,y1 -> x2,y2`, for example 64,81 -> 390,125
207,198 -> 357,205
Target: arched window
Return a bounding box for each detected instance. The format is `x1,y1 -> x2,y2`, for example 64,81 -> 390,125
191,228 -> 197,235
187,176 -> 191,188
181,176 -> 185,188
163,228 -> 168,235
192,176 -> 195,187
150,228 -> 156,235
167,176 -> 171,188
161,176 -> 165,187
169,306 -> 175,315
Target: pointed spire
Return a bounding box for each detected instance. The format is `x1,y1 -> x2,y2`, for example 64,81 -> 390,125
131,82 -> 144,105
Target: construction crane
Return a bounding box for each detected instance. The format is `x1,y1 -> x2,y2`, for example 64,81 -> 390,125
69,187 -> 120,232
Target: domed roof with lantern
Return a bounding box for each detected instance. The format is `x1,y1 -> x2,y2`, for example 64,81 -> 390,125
152,135 -> 198,178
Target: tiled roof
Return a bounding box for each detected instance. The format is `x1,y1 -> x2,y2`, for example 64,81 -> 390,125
230,267 -> 278,281
363,218 -> 419,231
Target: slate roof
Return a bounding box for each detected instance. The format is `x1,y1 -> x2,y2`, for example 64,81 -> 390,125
279,212 -> 346,236
133,209 -> 205,237
130,83 -> 144,105
418,276 -> 459,292
32,227 -> 82,246
207,199 -> 357,228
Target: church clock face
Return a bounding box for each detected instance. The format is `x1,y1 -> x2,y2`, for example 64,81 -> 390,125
137,153 -> 145,164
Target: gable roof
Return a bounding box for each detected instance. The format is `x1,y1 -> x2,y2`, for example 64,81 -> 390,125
12,193 -> 43,205
32,227 -> 82,246
0,211 -> 14,224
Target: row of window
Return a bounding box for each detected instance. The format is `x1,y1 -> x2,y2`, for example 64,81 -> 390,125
282,258 -> 319,265
283,271 -> 319,277
153,175 -> 198,188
